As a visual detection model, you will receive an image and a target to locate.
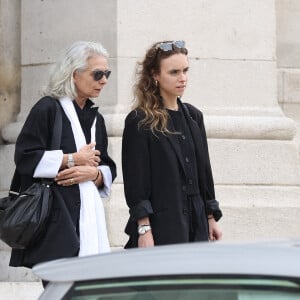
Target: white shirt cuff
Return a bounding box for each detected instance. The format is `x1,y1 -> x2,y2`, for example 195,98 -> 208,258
33,150 -> 63,178
98,165 -> 112,198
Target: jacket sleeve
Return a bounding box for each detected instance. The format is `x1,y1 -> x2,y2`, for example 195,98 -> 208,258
122,110 -> 154,221
186,103 -> 222,221
15,97 -> 57,177
96,113 -> 117,183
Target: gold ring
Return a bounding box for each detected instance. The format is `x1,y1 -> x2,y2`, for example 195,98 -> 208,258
70,178 -> 74,185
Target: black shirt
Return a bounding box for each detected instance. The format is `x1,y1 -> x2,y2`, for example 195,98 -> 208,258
167,106 -> 200,196
73,99 -> 98,144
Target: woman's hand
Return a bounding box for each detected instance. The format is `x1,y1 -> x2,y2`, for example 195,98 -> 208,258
208,217 -> 222,241
137,217 -> 154,248
55,165 -> 100,186
74,143 -> 101,167
138,231 -> 154,248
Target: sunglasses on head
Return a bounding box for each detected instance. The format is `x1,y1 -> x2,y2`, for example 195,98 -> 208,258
92,69 -> 111,81
156,40 -> 186,51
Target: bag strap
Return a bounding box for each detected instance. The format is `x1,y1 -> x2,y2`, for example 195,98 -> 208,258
50,100 -> 63,150
9,100 -> 62,194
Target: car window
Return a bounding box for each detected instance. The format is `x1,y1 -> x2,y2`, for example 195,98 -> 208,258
62,276 -> 300,300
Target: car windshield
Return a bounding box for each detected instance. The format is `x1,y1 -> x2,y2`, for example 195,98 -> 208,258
62,275 -> 300,300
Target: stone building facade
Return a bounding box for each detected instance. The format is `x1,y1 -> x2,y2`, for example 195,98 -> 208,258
0,0 -> 300,298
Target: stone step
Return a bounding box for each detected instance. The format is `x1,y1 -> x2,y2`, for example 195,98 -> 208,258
0,282 -> 43,300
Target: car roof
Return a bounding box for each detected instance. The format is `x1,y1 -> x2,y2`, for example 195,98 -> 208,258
33,239 -> 300,282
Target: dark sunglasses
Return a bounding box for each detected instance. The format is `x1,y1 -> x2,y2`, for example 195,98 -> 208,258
157,40 -> 186,51
92,69 -> 111,81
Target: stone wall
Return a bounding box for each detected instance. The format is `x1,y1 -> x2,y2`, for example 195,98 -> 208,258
0,1 -> 300,298
0,0 -> 20,144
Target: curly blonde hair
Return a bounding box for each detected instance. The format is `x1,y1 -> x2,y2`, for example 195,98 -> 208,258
133,41 -> 188,134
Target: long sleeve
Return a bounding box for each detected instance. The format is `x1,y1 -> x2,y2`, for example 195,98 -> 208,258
33,150 -> 63,178
98,165 -> 112,198
95,113 -> 117,183
122,110 -> 154,221
185,103 -> 222,221
15,97 -> 58,177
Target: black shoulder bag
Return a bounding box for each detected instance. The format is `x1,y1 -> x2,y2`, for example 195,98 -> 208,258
0,101 -> 62,249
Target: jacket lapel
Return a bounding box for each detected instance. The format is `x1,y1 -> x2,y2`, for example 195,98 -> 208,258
186,116 -> 201,150
180,101 -> 202,153
180,101 -> 207,183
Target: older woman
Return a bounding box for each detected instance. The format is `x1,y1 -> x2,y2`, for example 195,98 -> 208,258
122,40 -> 222,248
10,41 -> 116,268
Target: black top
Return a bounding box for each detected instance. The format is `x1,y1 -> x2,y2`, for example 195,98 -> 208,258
167,107 -> 200,196
73,99 -> 98,144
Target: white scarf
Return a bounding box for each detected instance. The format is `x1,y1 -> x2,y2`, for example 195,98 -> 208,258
59,97 -> 110,256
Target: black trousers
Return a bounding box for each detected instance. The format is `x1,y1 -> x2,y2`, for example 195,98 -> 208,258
188,194 -> 209,242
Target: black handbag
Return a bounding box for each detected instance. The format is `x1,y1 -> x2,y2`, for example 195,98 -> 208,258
0,100 -> 62,249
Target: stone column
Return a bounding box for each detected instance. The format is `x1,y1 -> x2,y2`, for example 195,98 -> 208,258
0,0 -> 20,143
0,0 -> 21,189
0,0 -> 23,284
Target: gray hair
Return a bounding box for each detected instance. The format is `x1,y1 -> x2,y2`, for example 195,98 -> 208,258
44,41 -> 109,99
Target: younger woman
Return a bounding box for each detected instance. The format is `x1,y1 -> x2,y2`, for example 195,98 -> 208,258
122,40 -> 222,248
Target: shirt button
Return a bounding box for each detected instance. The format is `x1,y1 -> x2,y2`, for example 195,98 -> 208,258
182,185 -> 187,192
182,135 -> 186,140
185,157 -> 189,163
183,208 -> 189,215
188,179 -> 193,185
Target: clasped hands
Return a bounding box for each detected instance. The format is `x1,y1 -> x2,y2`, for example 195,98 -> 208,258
55,143 -> 102,186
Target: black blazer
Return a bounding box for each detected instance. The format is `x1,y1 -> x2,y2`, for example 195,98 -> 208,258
10,96 -> 116,267
122,100 -> 222,247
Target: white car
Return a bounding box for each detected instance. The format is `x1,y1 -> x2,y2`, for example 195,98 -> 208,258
33,240 -> 300,300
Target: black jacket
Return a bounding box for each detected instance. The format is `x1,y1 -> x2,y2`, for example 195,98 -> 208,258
10,96 -> 116,267
122,100 -> 222,247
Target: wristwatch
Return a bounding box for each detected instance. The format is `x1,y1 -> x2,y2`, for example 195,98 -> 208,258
67,153 -> 75,168
138,224 -> 152,235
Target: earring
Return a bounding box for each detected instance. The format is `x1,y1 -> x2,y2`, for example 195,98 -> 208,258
155,80 -> 158,86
